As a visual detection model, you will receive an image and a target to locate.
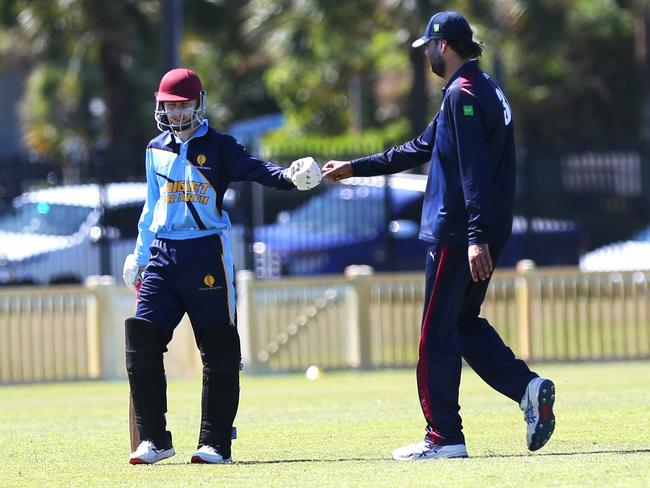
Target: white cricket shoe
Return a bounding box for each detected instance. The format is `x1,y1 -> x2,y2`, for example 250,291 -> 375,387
129,439 -> 175,465
191,445 -> 233,464
392,441 -> 468,461
520,377 -> 556,451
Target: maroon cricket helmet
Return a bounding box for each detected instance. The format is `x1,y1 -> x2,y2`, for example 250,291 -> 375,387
154,68 -> 207,133
155,68 -> 203,102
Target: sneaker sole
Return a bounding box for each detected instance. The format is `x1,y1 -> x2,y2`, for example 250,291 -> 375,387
392,445 -> 469,461
529,379 -> 555,451
392,455 -> 469,461
129,449 -> 175,465
129,458 -> 150,465
191,455 -> 233,464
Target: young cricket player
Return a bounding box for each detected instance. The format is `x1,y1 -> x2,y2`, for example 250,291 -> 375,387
123,67 -> 321,464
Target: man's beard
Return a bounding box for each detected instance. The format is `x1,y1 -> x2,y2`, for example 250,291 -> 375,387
430,55 -> 446,77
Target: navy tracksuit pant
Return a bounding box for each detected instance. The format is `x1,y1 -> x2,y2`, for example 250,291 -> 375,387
418,242 -> 537,446
136,234 -> 236,339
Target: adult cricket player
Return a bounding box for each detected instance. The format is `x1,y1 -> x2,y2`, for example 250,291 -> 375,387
122,67 -> 321,464
323,11 -> 555,460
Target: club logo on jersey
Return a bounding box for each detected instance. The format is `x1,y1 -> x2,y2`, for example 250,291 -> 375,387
203,274 -> 215,287
199,273 -> 223,291
197,154 -> 207,166
463,105 -> 475,117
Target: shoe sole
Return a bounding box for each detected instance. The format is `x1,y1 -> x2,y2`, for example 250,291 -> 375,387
392,454 -> 469,461
191,455 -> 233,464
392,445 -> 469,461
529,379 -> 555,451
129,449 -> 175,465
393,453 -> 469,461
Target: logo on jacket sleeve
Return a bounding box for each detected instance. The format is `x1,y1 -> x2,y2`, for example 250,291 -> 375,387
463,105 -> 475,117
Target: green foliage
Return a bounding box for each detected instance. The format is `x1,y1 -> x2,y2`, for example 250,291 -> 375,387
0,0 -> 647,177
492,0 -> 638,151
247,0 -> 410,135
183,0 -> 281,131
1,362 -> 650,487
260,119 -> 410,161
0,0 -> 159,177
20,64 -> 65,155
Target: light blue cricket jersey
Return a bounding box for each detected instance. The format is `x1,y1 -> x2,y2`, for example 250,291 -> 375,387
134,120 -> 294,265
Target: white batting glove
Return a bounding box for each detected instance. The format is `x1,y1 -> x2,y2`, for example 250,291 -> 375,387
286,157 -> 322,191
122,253 -> 146,292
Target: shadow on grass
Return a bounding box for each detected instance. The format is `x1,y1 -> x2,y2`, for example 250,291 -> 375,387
479,448 -> 650,459
156,458 -> 381,466
236,448 -> 650,464
154,448 -> 650,466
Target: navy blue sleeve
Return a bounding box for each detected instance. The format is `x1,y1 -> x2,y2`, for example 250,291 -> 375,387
350,119 -> 436,176
224,135 -> 295,190
447,87 -> 491,244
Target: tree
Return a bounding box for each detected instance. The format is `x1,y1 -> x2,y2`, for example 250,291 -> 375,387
487,0 -> 637,152
0,0 -> 160,181
182,0 -> 281,131
0,0 -> 645,179
243,0 -> 411,136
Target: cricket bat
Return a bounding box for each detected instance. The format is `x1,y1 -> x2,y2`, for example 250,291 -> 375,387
129,393 -> 140,452
129,281 -> 142,453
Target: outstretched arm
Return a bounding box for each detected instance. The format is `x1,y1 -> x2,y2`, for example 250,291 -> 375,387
226,135 -> 295,190
325,118 -> 437,180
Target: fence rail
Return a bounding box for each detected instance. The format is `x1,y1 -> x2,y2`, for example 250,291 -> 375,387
238,266 -> 650,373
1,267 -> 649,384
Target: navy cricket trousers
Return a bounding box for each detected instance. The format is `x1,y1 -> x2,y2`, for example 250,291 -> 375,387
135,234 -> 237,342
418,242 -> 537,446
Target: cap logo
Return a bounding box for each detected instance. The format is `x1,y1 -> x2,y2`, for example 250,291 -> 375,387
433,23 -> 440,32
197,154 -> 207,166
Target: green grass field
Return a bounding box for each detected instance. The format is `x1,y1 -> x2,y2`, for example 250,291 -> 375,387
2,361 -> 649,487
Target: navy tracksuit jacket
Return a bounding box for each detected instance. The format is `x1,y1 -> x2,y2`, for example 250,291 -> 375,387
352,60 -> 537,445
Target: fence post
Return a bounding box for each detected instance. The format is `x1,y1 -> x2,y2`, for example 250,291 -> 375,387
515,259 -> 535,361
344,265 -> 374,369
86,276 -> 127,380
237,269 -> 265,373
85,287 -> 101,380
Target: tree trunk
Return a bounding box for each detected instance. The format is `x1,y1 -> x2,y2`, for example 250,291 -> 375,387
407,45 -> 428,137
98,38 -> 130,181
634,4 -> 650,206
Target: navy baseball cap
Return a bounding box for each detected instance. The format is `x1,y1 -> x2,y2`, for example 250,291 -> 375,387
412,11 -> 474,47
